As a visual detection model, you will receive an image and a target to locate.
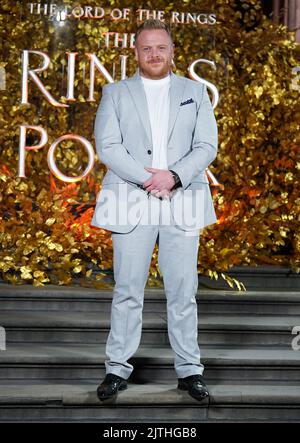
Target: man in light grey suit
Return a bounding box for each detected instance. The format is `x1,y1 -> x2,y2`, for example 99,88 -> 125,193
91,19 -> 218,402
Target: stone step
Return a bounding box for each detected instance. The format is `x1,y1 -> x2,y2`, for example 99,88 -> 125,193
1,311 -> 299,347
0,381 -> 299,422
0,343 -> 299,383
1,285 -> 300,315
198,265 -> 300,291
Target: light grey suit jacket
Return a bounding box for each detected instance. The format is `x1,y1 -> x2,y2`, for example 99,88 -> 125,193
90,69 -> 218,233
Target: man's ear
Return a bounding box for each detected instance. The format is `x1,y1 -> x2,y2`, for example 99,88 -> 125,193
134,48 -> 138,61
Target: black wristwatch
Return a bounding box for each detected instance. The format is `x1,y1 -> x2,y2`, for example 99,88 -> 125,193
169,170 -> 182,190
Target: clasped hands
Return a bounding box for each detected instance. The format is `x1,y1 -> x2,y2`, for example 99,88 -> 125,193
142,167 -> 176,200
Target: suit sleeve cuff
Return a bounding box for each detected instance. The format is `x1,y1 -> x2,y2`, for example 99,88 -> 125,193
169,169 -> 183,190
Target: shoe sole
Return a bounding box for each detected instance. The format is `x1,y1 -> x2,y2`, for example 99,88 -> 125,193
97,381 -> 128,401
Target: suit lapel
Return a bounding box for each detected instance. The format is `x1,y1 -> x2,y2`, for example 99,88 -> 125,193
125,70 -> 153,147
125,69 -> 187,146
167,71 -> 187,142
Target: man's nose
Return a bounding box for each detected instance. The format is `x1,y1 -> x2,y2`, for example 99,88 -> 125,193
149,48 -> 159,57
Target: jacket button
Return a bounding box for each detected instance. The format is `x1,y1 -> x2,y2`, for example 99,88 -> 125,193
147,149 -> 152,155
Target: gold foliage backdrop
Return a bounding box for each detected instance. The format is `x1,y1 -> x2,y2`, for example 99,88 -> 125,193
0,0 -> 299,288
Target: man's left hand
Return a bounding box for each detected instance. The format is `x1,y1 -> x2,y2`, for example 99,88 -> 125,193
143,167 -> 175,192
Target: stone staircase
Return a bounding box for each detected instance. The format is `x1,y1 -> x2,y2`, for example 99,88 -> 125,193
0,284 -> 299,422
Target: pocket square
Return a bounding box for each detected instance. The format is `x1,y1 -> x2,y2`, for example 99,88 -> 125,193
180,98 -> 194,106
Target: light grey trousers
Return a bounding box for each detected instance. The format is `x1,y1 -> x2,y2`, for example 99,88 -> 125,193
104,196 -> 204,380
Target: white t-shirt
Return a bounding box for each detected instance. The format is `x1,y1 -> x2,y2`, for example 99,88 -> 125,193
141,73 -> 170,170
140,72 -> 171,225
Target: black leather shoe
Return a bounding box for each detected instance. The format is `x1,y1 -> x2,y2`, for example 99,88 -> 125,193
177,374 -> 209,401
97,373 -> 128,401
